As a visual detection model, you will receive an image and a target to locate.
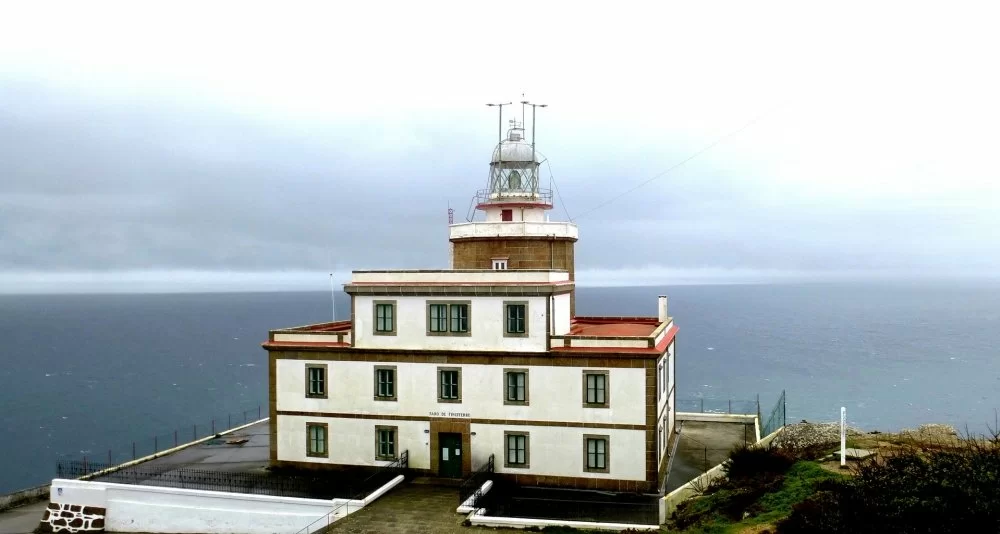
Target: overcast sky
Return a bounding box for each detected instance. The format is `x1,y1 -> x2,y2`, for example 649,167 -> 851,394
1,1 -> 998,292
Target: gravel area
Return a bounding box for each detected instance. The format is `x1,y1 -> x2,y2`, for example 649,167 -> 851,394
772,422 -> 864,449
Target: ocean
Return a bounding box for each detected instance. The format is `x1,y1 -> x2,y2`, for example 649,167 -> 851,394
2,282 -> 999,493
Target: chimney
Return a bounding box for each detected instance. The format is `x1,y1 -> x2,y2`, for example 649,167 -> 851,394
658,295 -> 668,322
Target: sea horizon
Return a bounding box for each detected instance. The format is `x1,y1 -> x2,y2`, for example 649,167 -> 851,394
2,281 -> 999,492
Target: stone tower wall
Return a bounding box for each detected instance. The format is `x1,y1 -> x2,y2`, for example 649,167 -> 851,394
450,237 -> 576,316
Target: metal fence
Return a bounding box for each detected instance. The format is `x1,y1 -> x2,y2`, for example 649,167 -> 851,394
56,404 -> 265,472
760,389 -> 787,437
481,482 -> 659,526
293,451 -> 408,534
458,453 -> 494,507
57,458 -> 406,501
676,398 -> 758,415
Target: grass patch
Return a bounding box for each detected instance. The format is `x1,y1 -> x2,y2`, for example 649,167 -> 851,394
676,461 -> 845,533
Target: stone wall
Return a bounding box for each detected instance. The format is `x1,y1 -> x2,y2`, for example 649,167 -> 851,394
451,237 -> 576,316
39,503 -> 105,533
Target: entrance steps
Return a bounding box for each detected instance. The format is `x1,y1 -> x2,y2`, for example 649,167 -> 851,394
410,476 -> 463,487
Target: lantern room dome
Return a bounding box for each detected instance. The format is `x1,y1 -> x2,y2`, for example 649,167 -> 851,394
490,121 -> 542,164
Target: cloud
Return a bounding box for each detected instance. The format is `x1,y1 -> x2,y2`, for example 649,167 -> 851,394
0,1 -> 998,291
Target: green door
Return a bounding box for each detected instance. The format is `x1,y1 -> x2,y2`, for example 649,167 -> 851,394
439,433 -> 462,478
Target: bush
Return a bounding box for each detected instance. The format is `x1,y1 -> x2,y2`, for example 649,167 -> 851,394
723,444 -> 797,483
777,438 -> 1000,533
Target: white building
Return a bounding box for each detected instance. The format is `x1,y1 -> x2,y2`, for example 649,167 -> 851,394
264,119 -> 677,493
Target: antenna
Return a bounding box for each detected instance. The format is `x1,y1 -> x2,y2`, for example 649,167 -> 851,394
521,100 -> 547,193
486,102 -> 512,147
329,273 -> 336,322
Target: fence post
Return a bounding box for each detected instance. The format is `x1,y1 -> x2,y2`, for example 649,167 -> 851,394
700,398 -> 704,413
729,399 -> 732,414
229,414 -> 231,428
783,390 -> 787,428
193,424 -> 197,440
243,411 -> 247,424
132,441 -> 136,460
704,448 -> 708,472
83,456 -> 88,474
175,430 -> 178,448
109,449 -> 112,465
258,405 -> 261,419
154,435 -> 158,453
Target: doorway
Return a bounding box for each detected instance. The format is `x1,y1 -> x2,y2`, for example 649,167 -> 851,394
438,432 -> 463,478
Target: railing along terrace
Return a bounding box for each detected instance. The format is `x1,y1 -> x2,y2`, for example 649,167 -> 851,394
676,398 -> 759,415
292,450 -> 409,534
458,453 -> 495,507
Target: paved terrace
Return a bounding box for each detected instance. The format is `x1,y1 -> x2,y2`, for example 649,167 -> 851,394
86,420 -> 395,500
665,419 -> 756,492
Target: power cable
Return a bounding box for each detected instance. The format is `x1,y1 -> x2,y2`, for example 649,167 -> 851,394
570,103 -> 783,221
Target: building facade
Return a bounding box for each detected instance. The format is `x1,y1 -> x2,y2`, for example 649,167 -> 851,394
264,120 -> 677,493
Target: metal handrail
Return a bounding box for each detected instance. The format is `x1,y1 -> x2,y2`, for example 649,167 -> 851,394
293,450 -> 408,534
458,453 -> 495,507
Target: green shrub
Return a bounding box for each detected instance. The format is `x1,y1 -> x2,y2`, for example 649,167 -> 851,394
723,444 -> 797,483
777,438 -> 1000,533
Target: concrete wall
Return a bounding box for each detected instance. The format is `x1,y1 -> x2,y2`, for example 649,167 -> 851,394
449,221 -> 578,240
482,206 -> 547,222
276,360 -> 647,426
352,295 -> 549,352
552,293 -> 571,335
351,270 -> 569,283
49,479 -> 333,534
0,483 -> 49,512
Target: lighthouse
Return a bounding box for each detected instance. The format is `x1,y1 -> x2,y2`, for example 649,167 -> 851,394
450,117 -> 580,315
263,104 -> 677,497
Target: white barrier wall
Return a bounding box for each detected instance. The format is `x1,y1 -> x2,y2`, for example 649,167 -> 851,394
49,479 -> 333,534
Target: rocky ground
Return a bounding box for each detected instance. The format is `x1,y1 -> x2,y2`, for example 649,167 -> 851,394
772,422 -> 865,449
773,421 -> 962,452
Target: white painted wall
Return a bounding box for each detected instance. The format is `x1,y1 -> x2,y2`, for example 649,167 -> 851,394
352,295 -> 549,352
483,206 -> 547,222
471,424 -> 648,481
566,338 -> 650,348
273,333 -> 343,343
276,360 -> 647,426
552,293 -> 571,335
351,270 -> 569,283
49,479 -> 333,534
449,221 -> 578,240
277,415 -> 432,469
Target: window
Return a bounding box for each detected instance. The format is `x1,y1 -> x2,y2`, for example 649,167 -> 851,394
374,366 -> 396,401
661,361 -> 667,393
508,170 -> 522,190
374,301 -> 396,335
501,209 -> 513,221
438,367 -> 461,402
429,304 -> 448,332
492,258 -> 508,270
504,369 -> 528,405
426,301 -> 471,336
658,426 -> 664,463
504,302 -> 527,336
582,371 -> 609,408
584,435 -> 609,473
375,426 -> 397,460
504,431 -> 529,468
305,364 -> 327,398
450,304 -> 469,332
306,423 -> 328,458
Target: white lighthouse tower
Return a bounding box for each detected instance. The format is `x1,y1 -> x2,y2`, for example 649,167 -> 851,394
449,106 -> 580,314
